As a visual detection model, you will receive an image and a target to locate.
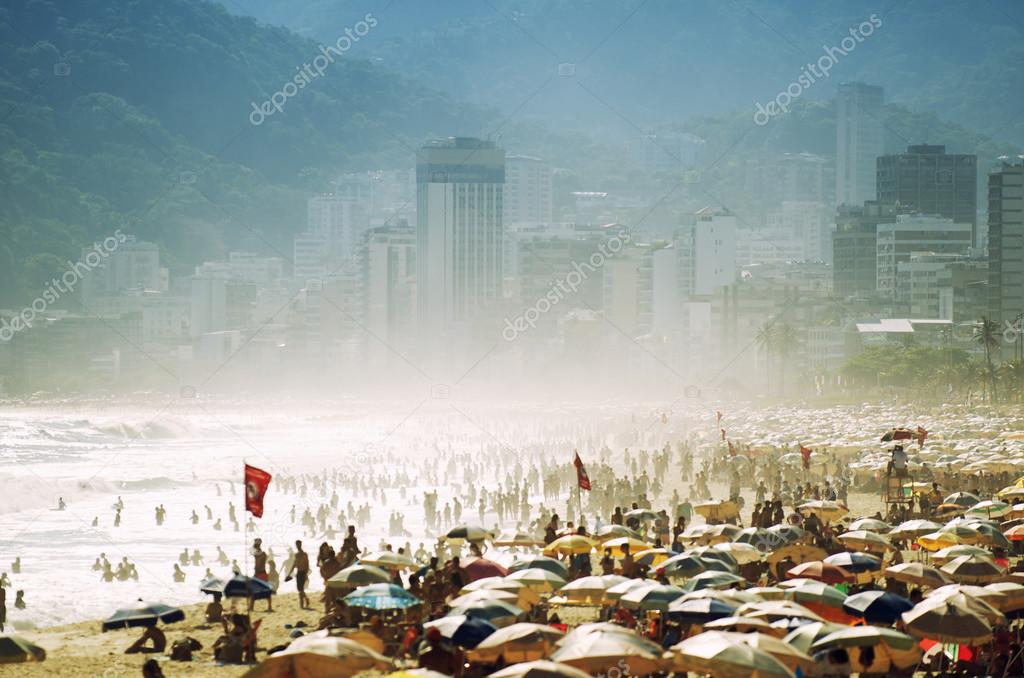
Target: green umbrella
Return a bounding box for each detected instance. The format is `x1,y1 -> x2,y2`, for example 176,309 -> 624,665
0,635 -> 46,663
343,584 -> 422,610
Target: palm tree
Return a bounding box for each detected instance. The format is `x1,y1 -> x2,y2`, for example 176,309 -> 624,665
772,322 -> 801,394
973,317 -> 1001,402
1000,359 -> 1024,403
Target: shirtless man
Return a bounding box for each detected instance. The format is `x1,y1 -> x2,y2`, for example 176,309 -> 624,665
285,540 -> 310,609
252,539 -> 272,611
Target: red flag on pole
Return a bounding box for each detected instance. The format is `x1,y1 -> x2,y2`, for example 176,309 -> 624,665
244,464 -> 272,518
573,451 -> 591,491
799,445 -> 811,470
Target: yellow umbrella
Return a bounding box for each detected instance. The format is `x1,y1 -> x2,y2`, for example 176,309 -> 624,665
544,535 -> 597,557
693,500 -> 740,522
916,531 -> 961,552
559,575 -> 628,604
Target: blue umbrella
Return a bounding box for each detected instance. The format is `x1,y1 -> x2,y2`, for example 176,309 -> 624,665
823,551 -> 881,574
200,574 -> 273,600
841,590 -> 913,624
423,614 -> 497,648
102,601 -> 185,630
343,583 -> 422,610
666,597 -> 737,625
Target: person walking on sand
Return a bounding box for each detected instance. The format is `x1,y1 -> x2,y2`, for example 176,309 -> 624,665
285,540 -> 310,609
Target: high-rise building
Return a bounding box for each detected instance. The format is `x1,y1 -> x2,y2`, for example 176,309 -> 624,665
876,214 -> 972,298
877,145 -> 978,245
988,161 -> 1024,325
306,194 -> 367,266
81,236 -> 163,302
836,82 -> 884,207
677,208 -> 737,299
361,223 -> 417,363
504,155 -> 552,226
832,201 -> 897,297
602,242 -> 653,337
416,137 -> 505,340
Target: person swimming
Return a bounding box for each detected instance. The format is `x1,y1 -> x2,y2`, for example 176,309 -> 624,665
57,497 -> 66,510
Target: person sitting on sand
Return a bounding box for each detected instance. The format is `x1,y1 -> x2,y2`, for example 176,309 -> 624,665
142,658 -> 165,678
125,625 -> 166,654
205,593 -> 223,623
213,614 -> 247,663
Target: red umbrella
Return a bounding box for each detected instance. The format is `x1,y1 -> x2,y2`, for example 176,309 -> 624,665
786,561 -> 854,585
463,558 -> 510,582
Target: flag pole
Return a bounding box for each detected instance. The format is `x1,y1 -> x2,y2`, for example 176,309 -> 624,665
243,458 -> 250,612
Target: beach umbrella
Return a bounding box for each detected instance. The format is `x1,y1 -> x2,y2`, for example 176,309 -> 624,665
494,532 -> 542,548
488,660 -> 593,678
766,524 -> 808,545
244,637 -> 392,678
796,500 -> 848,521
102,601 -> 185,630
765,544 -> 826,567
449,589 -> 520,610
938,522 -> 983,544
625,508 -> 659,522
678,588 -> 762,607
666,597 -> 738,625
901,596 -> 997,644
601,537 -> 650,557
386,671 -> 450,678
469,623 -> 565,664
669,631 -> 795,677
508,556 -> 569,578
932,544 -> 993,565
445,525 -> 493,543
658,554 -> 714,579
823,551 -> 881,575
633,547 -> 676,567
557,622 -> 648,646
890,519 -> 942,538
967,499 -> 1011,519
1003,523 -> 1024,541
837,530 -> 893,553
558,575 -> 624,604
785,561 -> 853,585
944,491 -> 981,507
359,551 -> 416,570
470,579 -> 540,610
848,517 -> 892,533
940,554 -> 1005,584
737,601 -> 825,623
841,590 -> 914,624
746,586 -> 787,601
734,527 -> 772,548
327,564 -> 391,589
730,631 -> 815,673
200,573 -> 273,600
543,535 -> 596,557
712,541 -> 763,564
964,521 -> 1011,548
696,523 -> 742,544
619,583 -> 685,612
927,584 -> 1008,611
343,584 -> 422,610
809,626 -> 921,672
917,531 -> 962,551
986,582 -> 1024,612
552,631 -> 666,675
703,616 -> 783,636
685,546 -> 739,571
506,567 -> 567,593
692,499 -> 740,522
461,557 -> 509,582
783,582 -> 847,609
423,614 -> 497,648
883,562 -> 952,588
592,524 -> 643,542
782,621 -> 845,654
603,578 -> 655,605
681,571 -> 746,592
451,600 -> 524,628
0,635 -> 45,663
997,486 -> 1024,500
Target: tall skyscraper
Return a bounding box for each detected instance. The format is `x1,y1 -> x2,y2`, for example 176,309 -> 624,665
836,82 -> 884,207
988,161 -> 1024,325
504,155 -> 552,226
877,144 -> 978,245
677,208 -> 737,299
416,137 -> 505,341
